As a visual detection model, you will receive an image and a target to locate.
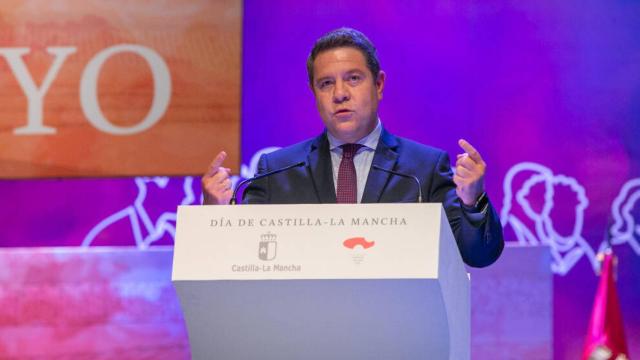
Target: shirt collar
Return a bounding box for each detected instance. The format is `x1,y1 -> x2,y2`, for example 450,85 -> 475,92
327,119 -> 382,151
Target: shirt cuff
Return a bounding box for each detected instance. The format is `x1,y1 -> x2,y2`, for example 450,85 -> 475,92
460,192 -> 489,224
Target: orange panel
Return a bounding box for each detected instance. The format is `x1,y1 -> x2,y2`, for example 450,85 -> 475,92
0,0 -> 241,178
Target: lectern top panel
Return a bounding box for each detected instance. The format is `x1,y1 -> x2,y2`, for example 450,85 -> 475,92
172,203 -> 450,281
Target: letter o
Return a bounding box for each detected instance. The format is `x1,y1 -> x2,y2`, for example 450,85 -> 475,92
80,44 -> 171,135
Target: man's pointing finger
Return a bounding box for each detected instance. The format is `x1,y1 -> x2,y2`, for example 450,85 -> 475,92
205,151 -> 227,177
458,139 -> 483,163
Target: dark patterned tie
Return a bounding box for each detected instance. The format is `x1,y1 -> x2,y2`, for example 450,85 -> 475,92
336,143 -> 363,203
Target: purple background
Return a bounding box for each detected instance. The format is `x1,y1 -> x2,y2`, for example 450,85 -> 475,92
1,1 -> 639,358
241,2 -> 640,358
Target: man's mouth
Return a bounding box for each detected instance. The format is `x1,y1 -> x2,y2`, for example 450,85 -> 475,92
334,109 -> 353,115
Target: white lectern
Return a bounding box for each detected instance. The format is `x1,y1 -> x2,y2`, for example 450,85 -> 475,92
172,203 -> 469,360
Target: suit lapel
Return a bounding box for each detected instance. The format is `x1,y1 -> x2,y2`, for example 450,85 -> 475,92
361,128 -> 399,203
307,132 -> 337,203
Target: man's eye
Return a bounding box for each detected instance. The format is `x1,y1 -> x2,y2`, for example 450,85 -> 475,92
318,80 -> 333,89
348,75 -> 362,83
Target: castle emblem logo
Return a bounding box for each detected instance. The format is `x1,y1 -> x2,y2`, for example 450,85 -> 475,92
259,232 -> 277,261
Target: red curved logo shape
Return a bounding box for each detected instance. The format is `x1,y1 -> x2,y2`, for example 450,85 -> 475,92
343,237 -> 375,250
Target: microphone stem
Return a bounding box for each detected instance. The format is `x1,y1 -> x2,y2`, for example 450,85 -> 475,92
229,161 -> 306,205
372,165 -> 422,203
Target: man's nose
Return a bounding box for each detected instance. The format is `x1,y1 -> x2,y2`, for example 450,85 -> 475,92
332,80 -> 350,103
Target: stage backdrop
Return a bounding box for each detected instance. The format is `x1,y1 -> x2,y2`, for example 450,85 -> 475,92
0,0 -> 241,177
243,3 -> 640,358
1,1 -> 639,359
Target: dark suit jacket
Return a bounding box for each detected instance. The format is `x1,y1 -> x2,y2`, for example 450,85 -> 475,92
244,128 -> 504,267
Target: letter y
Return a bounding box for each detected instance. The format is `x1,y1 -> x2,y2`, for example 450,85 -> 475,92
0,47 -> 77,135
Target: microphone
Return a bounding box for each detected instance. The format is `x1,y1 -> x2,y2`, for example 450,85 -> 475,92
230,161 -> 306,204
372,164 -> 422,203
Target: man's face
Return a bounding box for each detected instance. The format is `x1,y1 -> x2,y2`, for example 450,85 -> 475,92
311,47 -> 385,143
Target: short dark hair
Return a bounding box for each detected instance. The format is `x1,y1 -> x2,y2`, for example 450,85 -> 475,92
307,27 -> 381,85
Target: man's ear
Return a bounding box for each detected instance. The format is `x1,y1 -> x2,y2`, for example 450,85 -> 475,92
376,70 -> 386,100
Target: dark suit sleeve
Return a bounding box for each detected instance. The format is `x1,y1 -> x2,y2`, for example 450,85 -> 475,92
242,154 -> 269,204
428,151 -> 504,267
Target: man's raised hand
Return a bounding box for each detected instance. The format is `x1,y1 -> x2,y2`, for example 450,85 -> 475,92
454,139 -> 486,206
202,151 -> 233,205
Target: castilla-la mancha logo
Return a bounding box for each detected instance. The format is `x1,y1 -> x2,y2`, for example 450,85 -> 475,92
342,237 -> 375,264
259,232 -> 277,261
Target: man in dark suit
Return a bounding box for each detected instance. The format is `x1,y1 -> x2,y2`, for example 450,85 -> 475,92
202,27 -> 503,267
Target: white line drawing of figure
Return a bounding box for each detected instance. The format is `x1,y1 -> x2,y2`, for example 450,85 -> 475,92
82,177 -> 196,249
501,162 -> 599,275
82,147 -> 281,249
606,178 -> 640,255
